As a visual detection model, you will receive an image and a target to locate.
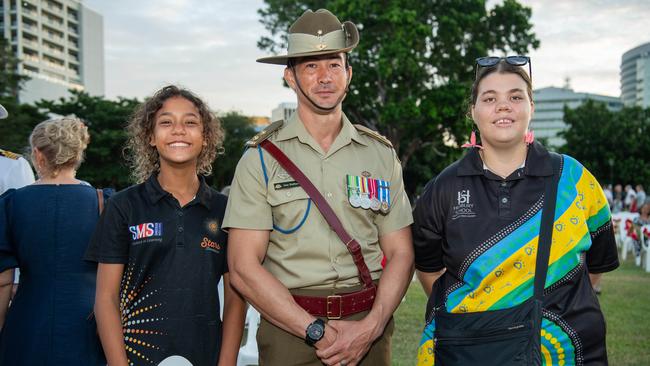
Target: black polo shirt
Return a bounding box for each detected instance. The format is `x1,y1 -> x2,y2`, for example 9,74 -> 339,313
413,142 -> 619,365
85,174 -> 228,366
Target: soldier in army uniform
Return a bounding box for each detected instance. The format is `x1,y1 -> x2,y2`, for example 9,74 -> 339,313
0,103 -> 35,195
223,9 -> 414,366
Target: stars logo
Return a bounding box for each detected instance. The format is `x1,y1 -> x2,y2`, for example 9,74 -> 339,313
205,219 -> 220,235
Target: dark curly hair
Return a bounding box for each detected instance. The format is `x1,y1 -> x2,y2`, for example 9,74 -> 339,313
125,85 -> 224,183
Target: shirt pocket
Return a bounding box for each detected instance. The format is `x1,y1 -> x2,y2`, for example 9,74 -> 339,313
267,187 -> 311,232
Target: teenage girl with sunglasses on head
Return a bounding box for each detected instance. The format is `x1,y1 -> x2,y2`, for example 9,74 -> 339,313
86,85 -> 246,366
413,57 -> 619,365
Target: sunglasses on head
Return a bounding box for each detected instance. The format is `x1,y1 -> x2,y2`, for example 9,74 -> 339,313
475,55 -> 532,81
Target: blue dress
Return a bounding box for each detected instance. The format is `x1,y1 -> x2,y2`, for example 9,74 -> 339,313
0,184 -> 106,366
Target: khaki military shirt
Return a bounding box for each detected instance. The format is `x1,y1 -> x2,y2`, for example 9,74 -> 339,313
223,112 -> 413,290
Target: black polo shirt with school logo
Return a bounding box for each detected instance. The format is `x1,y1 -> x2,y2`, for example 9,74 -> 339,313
85,174 -> 228,366
413,142 -> 619,365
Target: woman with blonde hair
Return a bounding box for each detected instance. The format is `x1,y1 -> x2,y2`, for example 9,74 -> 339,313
0,117 -> 107,365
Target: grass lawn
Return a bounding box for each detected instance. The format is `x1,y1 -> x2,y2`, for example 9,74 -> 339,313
392,258 -> 650,365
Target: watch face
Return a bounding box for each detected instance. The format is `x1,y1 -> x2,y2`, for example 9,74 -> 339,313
308,324 -> 324,340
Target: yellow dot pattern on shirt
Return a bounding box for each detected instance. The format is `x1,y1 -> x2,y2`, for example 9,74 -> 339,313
541,329 -> 566,365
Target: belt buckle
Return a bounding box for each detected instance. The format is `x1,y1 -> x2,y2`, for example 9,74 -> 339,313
326,295 -> 342,319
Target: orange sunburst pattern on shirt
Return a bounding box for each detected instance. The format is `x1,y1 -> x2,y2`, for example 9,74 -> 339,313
119,263 -> 166,365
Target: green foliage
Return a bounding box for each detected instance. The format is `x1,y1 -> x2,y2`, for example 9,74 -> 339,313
37,91 -> 140,189
560,100 -> 650,186
0,37 -> 30,99
211,111 -> 258,190
257,0 -> 539,194
1,84 -> 259,191
0,97 -> 47,154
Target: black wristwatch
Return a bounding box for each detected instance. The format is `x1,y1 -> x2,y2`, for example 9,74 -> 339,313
305,318 -> 325,346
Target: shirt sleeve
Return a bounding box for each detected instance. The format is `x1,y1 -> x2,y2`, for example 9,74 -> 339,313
4,158 -> 35,190
375,149 -> 413,236
84,196 -> 130,264
222,230 -> 229,273
222,148 -> 273,230
412,178 -> 446,273
582,169 -> 619,273
0,191 -> 18,272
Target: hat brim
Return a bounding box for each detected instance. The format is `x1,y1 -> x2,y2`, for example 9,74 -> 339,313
257,21 -> 359,65
0,104 -> 7,119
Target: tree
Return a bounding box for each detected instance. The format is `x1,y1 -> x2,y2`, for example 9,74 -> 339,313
0,96 -> 47,153
37,91 -> 141,189
560,101 -> 650,186
0,37 -> 30,99
258,0 -> 539,194
212,111 -> 258,190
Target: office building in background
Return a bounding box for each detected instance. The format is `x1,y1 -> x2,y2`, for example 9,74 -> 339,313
621,41 -> 650,108
0,0 -> 104,104
531,86 -> 622,148
271,102 -> 296,123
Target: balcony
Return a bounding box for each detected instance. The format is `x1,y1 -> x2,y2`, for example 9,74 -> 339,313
43,60 -> 66,72
22,38 -> 40,49
45,18 -> 65,30
21,7 -> 38,19
21,22 -> 37,32
43,46 -> 65,58
43,31 -> 65,43
44,2 -> 64,15
22,54 -> 40,64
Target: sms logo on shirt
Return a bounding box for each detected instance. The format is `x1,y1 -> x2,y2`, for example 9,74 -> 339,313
129,223 -> 163,240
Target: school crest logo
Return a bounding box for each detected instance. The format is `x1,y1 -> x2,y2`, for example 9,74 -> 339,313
451,189 -> 477,220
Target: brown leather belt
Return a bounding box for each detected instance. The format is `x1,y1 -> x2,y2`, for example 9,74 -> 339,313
292,285 -> 376,319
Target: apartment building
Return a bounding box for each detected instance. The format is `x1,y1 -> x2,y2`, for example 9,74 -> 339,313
0,0 -> 104,103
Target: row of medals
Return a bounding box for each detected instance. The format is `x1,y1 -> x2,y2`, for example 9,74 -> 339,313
349,190 -> 389,212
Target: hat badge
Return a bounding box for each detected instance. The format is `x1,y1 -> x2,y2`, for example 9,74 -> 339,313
316,30 -> 327,50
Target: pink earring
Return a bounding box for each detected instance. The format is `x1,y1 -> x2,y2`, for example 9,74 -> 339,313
524,130 -> 534,145
461,130 -> 483,150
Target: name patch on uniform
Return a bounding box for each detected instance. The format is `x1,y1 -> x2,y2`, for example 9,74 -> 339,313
274,181 -> 300,190
129,222 -> 163,240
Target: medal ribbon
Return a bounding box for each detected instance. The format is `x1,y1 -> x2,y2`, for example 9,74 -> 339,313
368,178 -> 376,201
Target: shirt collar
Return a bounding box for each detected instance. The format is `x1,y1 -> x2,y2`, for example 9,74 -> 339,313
274,112 -> 368,153
457,141 -> 553,177
144,173 -> 213,209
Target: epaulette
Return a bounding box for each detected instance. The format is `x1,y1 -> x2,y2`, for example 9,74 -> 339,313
246,120 -> 284,147
0,149 -> 21,160
354,124 -> 393,147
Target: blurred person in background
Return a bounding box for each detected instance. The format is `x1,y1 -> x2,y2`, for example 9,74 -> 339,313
612,184 -> 624,213
603,184 -> 613,209
0,103 -> 35,195
635,185 -> 646,212
631,201 -> 650,256
0,102 -> 36,301
624,184 -> 637,212
0,117 -> 107,365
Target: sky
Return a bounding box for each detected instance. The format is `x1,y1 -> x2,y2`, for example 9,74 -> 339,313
84,0 -> 650,117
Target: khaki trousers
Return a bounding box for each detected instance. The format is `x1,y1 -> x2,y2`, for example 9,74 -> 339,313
257,311 -> 394,366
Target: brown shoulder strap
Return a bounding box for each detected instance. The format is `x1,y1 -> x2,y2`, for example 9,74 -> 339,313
96,189 -> 104,215
260,140 -> 374,288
